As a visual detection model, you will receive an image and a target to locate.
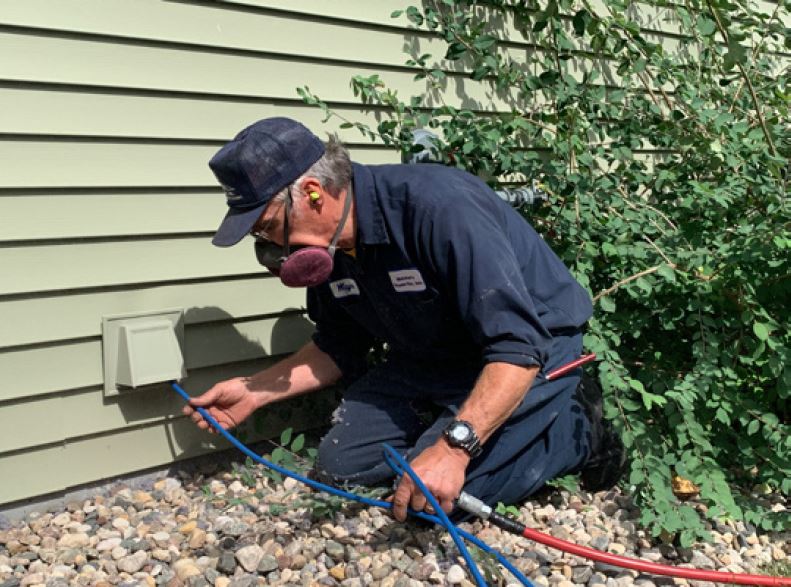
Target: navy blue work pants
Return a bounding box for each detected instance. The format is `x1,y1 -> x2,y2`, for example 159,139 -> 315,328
315,332 -> 592,508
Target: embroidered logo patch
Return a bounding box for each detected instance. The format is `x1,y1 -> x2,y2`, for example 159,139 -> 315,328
329,278 -> 360,298
220,182 -> 243,202
389,269 -> 427,292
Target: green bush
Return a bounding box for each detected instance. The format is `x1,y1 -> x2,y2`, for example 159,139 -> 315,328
299,0 -> 789,544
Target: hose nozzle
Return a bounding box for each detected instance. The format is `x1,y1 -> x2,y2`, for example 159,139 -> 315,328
457,492 -> 493,519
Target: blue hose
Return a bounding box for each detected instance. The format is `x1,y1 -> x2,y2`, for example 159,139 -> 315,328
170,382 -> 533,586
382,445 -> 486,586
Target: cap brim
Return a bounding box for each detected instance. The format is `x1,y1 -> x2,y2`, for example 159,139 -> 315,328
212,203 -> 267,247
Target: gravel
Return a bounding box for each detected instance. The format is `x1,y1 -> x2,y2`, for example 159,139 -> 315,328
0,459 -> 787,586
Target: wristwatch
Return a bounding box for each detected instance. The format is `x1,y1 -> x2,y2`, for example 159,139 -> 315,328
443,420 -> 483,458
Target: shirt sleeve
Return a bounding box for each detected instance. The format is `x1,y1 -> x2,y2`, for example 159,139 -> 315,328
307,286 -> 375,382
414,187 -> 553,368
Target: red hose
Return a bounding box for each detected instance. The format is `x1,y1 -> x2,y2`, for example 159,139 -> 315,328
546,353 -> 597,381
520,526 -> 791,586
514,353 -> 791,585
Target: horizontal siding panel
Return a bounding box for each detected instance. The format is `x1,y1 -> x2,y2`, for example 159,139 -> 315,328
0,1 -> 717,74
0,420 -> 231,505
0,141 -> 218,188
3,1 -> 772,91
0,277 -> 305,348
0,87 -> 384,141
0,237 -> 259,296
0,341 -> 101,402
224,0 -> 789,56
0,140 -> 396,189
237,0 -> 791,55
222,0 -> 409,27
0,388 -> 335,505
60,422 -> 215,486
185,313 -> 316,367
613,0 -> 790,34
8,0 -> 781,63
0,445 -> 71,504
222,1 -> 789,65
0,32 -> 490,106
0,32 -> 636,109
0,314 -> 313,402
0,421 -> 234,505
0,8 -> 732,110
0,192 -> 223,242
228,0 -> 789,37
0,0 -> 436,69
0,32 -> 691,112
0,357 -> 281,453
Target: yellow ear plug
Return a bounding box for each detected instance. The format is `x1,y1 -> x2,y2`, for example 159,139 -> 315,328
309,191 -> 321,201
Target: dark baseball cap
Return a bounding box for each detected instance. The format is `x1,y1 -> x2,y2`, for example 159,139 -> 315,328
209,117 -> 325,247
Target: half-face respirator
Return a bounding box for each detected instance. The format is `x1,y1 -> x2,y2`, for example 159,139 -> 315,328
254,187 -> 354,288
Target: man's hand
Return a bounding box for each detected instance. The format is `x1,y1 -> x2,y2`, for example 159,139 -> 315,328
391,440 -> 470,521
389,361 -> 538,522
182,377 -> 263,433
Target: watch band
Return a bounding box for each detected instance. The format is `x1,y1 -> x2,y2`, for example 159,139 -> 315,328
464,432 -> 482,458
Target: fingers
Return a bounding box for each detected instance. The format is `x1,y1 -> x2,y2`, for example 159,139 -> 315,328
188,386 -> 222,407
391,477 -> 413,522
196,419 -> 215,434
439,496 -> 455,514
182,384 -> 236,433
417,492 -> 454,516
410,489 -> 428,514
391,478 -> 455,521
188,408 -> 214,433
185,404 -> 237,435
182,389 -> 213,420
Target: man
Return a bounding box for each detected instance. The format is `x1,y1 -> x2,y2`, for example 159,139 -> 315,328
184,117 -> 625,522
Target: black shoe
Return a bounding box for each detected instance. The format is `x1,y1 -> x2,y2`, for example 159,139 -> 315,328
575,373 -> 629,492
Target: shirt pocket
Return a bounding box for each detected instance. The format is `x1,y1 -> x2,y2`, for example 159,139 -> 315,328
378,284 -> 447,347
333,288 -> 391,340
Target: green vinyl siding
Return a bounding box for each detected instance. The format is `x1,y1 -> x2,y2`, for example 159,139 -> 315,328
0,396 -> 329,502
0,87 -> 383,142
0,0 -> 409,505
0,277 -> 304,348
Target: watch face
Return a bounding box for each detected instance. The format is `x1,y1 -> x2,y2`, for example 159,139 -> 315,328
450,423 -> 472,443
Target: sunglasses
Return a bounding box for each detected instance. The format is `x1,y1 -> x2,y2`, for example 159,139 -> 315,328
251,188 -> 295,273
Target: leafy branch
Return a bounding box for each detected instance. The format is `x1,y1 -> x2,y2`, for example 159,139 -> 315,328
704,0 -> 778,157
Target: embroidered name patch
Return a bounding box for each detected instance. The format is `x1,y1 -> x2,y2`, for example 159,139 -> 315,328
389,269 -> 427,292
329,278 -> 360,298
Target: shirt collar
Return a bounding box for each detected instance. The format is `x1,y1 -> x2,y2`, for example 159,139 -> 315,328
352,162 -> 389,246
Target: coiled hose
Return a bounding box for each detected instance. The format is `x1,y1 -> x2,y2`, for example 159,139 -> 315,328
170,382 -> 530,586
171,381 -> 791,586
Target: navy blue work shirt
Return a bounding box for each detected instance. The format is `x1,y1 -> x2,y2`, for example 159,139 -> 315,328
307,163 -> 593,381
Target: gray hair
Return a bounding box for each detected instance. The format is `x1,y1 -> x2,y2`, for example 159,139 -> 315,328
272,134 -> 352,202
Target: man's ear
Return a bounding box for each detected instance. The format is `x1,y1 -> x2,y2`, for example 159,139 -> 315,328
300,177 -> 325,205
